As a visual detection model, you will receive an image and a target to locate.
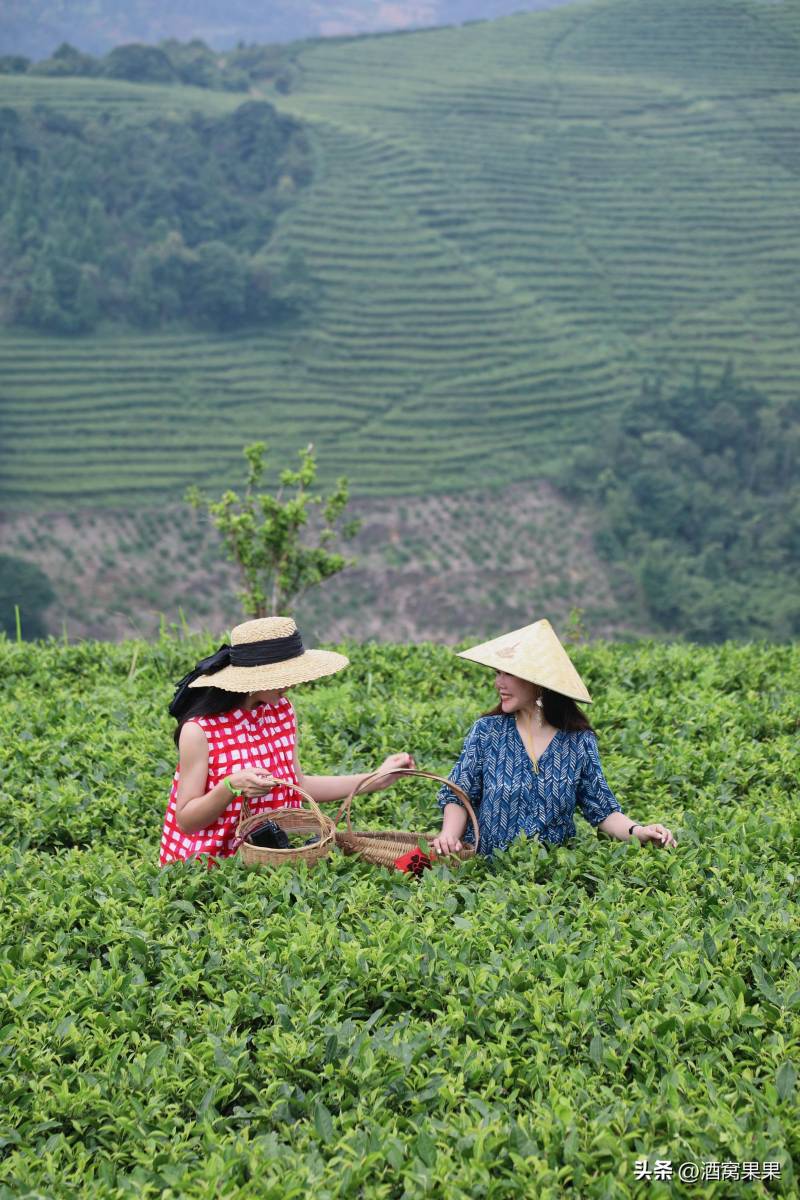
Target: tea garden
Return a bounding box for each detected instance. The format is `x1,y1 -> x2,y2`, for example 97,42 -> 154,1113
1,634 -> 798,1197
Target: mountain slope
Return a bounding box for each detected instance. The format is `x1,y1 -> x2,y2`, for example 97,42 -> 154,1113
1,0 -> 799,506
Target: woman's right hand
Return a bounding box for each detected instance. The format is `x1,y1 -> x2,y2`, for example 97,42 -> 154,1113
431,831 -> 463,856
224,769 -> 278,799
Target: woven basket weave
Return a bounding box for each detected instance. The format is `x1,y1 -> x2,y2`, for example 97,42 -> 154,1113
236,778 -> 335,868
334,768 -> 480,868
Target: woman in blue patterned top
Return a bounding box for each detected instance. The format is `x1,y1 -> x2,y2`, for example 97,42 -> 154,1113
432,620 -> 677,858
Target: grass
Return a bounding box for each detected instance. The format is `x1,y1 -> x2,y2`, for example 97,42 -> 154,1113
1,0 -> 799,506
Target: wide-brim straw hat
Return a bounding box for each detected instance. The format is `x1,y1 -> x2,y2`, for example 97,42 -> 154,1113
457,618 -> 591,703
188,616 -> 348,692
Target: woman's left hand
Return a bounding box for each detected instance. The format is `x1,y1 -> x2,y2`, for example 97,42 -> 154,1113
636,823 -> 677,849
370,753 -> 416,790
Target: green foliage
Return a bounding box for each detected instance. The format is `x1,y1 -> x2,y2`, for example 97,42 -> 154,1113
187,442 -> 361,617
27,42 -> 99,77
0,553 -> 54,638
0,56 -> 30,74
103,44 -> 178,84
10,37 -> 290,93
0,635 -> 798,1197
0,99 -> 313,333
567,366 -> 800,642
3,0 -> 800,507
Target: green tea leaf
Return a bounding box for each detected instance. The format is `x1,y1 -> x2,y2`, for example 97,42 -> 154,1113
776,1061 -> 796,1101
314,1101 -> 334,1143
415,1130 -> 437,1167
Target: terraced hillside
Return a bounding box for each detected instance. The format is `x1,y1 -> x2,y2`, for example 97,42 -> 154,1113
2,0 -> 800,506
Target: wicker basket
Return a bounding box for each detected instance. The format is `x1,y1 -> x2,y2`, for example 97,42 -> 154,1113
236,778 -> 335,868
334,768 -> 480,868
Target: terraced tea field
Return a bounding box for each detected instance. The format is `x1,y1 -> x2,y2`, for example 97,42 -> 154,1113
2,0 -> 800,506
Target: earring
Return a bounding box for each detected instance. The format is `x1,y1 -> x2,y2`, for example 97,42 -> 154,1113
534,696 -> 544,726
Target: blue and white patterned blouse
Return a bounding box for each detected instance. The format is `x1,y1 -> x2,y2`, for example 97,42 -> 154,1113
436,715 -> 622,857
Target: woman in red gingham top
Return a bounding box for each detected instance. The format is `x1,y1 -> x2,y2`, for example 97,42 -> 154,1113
161,617 -> 414,866
160,697 -> 300,865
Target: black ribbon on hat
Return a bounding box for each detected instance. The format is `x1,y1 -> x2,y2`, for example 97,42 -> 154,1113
169,631 -> 305,720
230,630 -> 303,666
168,644 -> 231,720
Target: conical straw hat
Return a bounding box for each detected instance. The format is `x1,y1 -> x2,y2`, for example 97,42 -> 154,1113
457,619 -> 591,703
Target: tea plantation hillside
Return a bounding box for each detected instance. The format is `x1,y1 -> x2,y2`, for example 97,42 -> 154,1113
1,636 -> 798,1197
2,0 -> 800,506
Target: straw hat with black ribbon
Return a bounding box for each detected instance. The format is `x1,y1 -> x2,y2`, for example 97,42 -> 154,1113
168,617 -> 348,720
457,618 -> 591,703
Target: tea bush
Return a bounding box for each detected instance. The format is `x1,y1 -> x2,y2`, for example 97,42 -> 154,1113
1,636 -> 798,1198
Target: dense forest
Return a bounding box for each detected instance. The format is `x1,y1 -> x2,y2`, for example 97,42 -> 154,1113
0,97 -> 314,333
567,367 -> 800,642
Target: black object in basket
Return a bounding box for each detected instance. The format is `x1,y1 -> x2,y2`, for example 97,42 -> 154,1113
246,820 -> 290,850
236,781 -> 335,868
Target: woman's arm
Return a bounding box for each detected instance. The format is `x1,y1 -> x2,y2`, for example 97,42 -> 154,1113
174,724 -> 277,835
576,734 -> 676,849
293,747 -> 416,803
431,722 -> 484,855
432,804 -> 468,855
597,810 -> 677,848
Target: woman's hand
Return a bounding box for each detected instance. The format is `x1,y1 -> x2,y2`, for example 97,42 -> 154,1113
224,769 -> 278,800
431,831 -> 463,855
369,753 -> 416,791
431,803 -> 469,856
636,823 -> 677,849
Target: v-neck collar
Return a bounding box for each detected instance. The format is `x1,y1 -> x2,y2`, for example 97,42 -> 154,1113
510,716 -> 561,775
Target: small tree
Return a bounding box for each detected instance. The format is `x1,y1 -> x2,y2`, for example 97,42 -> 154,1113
187,442 -> 361,617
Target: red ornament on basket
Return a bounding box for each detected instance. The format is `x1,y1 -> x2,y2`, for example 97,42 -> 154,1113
394,848 -> 437,877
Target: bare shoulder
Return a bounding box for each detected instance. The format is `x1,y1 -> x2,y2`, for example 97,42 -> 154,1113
178,721 -> 209,756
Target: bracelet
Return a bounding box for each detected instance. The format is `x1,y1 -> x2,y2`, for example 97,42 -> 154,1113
223,777 -> 239,795
628,823 -> 641,837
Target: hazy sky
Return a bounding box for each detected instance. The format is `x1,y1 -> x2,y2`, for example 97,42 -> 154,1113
3,0 -> 583,59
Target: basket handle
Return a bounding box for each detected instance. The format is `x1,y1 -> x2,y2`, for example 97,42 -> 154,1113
236,776 -> 333,843
334,767 -> 480,854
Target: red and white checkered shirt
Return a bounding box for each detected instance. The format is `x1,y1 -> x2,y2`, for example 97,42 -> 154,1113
160,698 -> 299,865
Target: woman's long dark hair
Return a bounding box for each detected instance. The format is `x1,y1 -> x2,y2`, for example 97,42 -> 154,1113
483,684 -> 594,734
173,688 -> 251,746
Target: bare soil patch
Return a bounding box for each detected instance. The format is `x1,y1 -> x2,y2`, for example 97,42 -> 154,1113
1,483 -> 644,643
